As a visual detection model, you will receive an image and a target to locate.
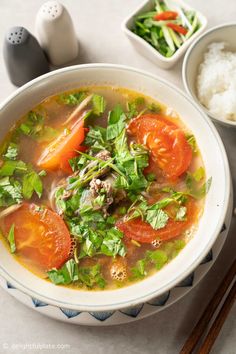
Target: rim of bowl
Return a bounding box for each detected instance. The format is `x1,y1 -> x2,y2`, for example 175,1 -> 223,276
0,64 -> 231,311
182,22 -> 236,128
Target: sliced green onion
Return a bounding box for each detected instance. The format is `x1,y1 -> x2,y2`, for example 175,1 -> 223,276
185,14 -> 199,39
162,26 -> 175,52
169,28 -> 182,48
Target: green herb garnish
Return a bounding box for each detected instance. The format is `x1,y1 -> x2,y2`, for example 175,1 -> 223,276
47,259 -> 79,285
48,260 -> 106,289
7,224 -> 16,253
22,170 -> 43,199
106,104 -> 126,140
0,177 -> 22,206
92,94 -> 106,115
3,143 -> 18,160
0,160 -> 27,177
59,92 -> 87,106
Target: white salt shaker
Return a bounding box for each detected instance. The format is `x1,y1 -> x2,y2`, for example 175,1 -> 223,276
35,1 -> 79,66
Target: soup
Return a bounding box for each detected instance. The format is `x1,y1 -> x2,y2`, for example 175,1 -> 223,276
0,87 -> 210,290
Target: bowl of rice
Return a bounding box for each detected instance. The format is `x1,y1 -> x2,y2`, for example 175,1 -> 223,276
182,23 -> 236,127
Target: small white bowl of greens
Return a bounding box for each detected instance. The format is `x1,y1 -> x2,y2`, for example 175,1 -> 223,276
122,0 -> 207,69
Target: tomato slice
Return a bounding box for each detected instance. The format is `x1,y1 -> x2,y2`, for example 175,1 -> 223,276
166,23 -> 188,35
128,113 -> 177,139
154,11 -> 178,21
116,199 -> 197,243
128,114 -> 192,179
37,119 -> 85,171
147,126 -> 192,178
1,204 -> 72,271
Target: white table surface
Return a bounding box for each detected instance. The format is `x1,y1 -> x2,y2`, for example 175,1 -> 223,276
0,1 -> 235,353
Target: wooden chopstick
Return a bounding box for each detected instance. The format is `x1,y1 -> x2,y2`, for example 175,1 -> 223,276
180,258 -> 236,354
197,280 -> 236,353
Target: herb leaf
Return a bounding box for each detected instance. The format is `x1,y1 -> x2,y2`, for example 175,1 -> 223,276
19,111 -> 58,142
106,104 -> 126,140
3,143 -> 18,160
49,257 -> 106,289
196,177 -> 212,198
92,94 -> 106,115
0,177 -> 22,206
22,171 -> 43,199
186,168 -> 212,199
59,92 -> 87,106
131,259 -> 147,279
101,228 -> 126,257
7,224 -> 16,253
47,259 -> 79,285
131,248 -> 168,280
77,264 -> 106,289
147,250 -> 168,270
146,208 -> 169,230
126,97 -> 145,119
114,130 -> 149,192
0,160 -> 27,177
19,111 -> 44,137
84,126 -> 110,153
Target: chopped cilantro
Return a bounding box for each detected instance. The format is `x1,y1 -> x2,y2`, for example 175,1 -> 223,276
22,170 -> 43,199
131,240 -> 185,280
0,156 -> 44,202
126,97 -> 145,119
77,264 -> 106,289
7,224 -> 16,253
0,160 -> 27,177
59,92 -> 87,106
186,168 -> 211,199
100,228 -> 126,257
196,177 -> 212,198
127,193 -> 188,230
146,208 -> 169,230
47,259 -> 79,285
19,111 -> 44,137
84,126 -> 110,153
92,94 -> 106,115
106,104 -> 126,140
18,111 -> 59,142
114,130 -> 149,191
3,143 -> 18,160
48,259 -> 106,289
0,177 -> 22,206
131,259 -> 147,279
147,250 -> 168,270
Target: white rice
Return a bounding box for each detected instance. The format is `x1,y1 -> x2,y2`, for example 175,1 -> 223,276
197,42 -> 236,121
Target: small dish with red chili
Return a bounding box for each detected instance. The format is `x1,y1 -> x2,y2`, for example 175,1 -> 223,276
122,0 -> 207,68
